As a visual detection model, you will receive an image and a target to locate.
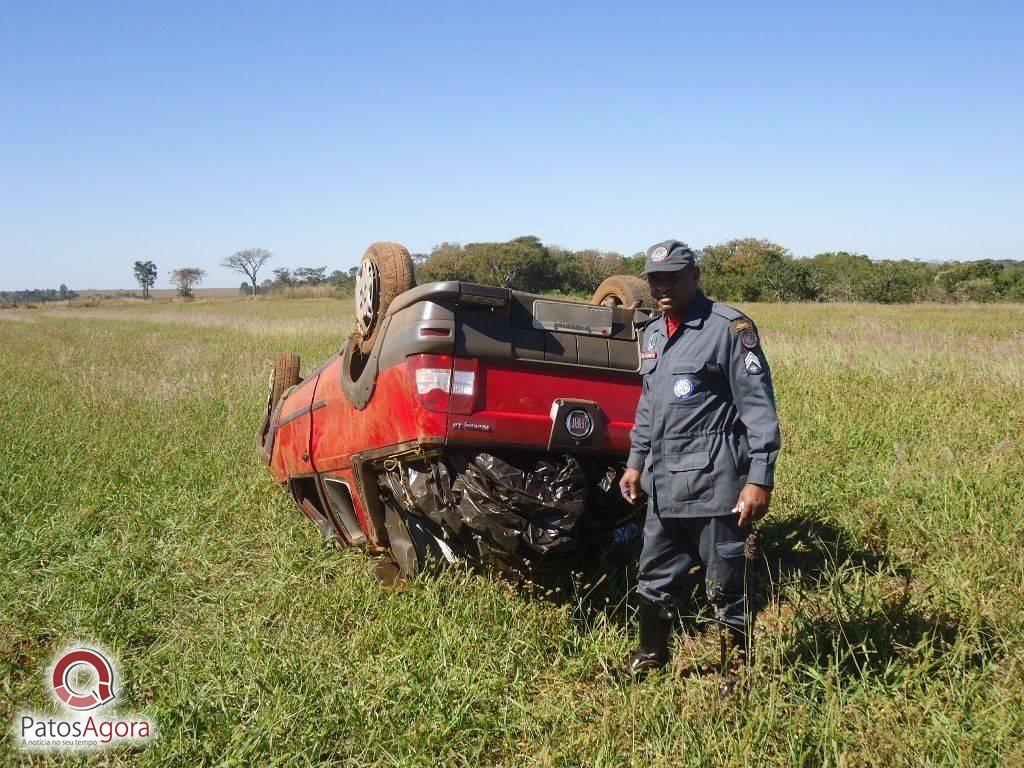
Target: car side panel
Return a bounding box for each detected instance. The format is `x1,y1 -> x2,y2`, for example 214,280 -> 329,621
310,356 -> 448,473
271,375 -> 319,478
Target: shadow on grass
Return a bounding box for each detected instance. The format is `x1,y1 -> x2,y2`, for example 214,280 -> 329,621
562,511 -> 1001,676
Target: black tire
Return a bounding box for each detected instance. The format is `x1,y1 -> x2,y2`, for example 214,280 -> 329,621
270,352 -> 301,410
355,242 -> 415,354
592,275 -> 653,309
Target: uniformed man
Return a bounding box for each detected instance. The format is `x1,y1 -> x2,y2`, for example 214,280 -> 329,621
619,239 -> 781,696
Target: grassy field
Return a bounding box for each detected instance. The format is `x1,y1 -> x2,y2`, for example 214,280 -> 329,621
1,297 -> 1023,766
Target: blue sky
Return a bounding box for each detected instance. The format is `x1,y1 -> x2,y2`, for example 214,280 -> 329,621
1,1 -> 1021,290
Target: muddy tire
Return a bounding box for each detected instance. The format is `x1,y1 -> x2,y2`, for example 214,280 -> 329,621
592,274 -> 653,309
270,352 -> 301,410
355,242 -> 416,354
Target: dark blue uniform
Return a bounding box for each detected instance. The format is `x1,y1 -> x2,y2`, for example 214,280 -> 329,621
627,289 -> 781,631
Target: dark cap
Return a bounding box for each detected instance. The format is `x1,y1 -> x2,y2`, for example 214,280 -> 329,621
643,239 -> 696,274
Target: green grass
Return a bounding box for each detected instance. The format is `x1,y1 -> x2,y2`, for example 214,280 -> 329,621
1,298 -> 1023,766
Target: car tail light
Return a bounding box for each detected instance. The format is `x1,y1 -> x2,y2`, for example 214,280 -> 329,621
450,357 -> 477,414
408,355 -> 477,414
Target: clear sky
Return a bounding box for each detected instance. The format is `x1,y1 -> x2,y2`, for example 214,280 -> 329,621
1,1 -> 1021,290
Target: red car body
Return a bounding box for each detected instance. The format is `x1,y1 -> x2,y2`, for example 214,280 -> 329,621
262,280 -> 647,572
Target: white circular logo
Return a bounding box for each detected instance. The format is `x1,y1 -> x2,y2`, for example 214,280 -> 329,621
673,377 -> 694,398
565,409 -> 594,439
649,246 -> 668,263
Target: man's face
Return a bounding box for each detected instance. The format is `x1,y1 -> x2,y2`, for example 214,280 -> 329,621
647,266 -> 700,315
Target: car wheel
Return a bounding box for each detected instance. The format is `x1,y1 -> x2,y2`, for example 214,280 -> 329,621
592,275 -> 653,308
270,352 -> 301,410
355,242 -> 415,354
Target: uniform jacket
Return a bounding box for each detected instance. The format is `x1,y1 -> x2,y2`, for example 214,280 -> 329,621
627,291 -> 781,518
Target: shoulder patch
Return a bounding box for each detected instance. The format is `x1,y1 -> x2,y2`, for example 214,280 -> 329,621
726,313 -> 760,348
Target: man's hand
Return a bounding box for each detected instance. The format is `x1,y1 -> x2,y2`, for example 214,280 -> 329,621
619,468 -> 643,503
733,483 -> 772,527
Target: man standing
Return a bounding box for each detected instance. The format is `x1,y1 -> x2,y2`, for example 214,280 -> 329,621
619,239 -> 781,696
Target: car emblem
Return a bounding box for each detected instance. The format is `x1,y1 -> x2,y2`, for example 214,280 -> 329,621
649,246 -> 668,263
673,377 -> 695,398
565,409 -> 594,439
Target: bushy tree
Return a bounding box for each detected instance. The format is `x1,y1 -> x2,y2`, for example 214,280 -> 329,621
169,268 -> 205,299
551,247 -> 627,294
699,238 -> 791,301
294,267 -> 327,285
272,267 -> 293,287
955,279 -> 1000,302
744,253 -> 820,301
465,235 -> 553,292
422,242 -> 470,282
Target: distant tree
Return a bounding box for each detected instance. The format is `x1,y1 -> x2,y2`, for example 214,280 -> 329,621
699,238 -> 791,301
407,251 -> 429,283
169,268 -> 205,299
294,266 -> 327,285
552,247 -> 627,294
58,284 -> 69,301
328,269 -> 356,295
744,253 -> 820,301
133,260 -> 157,299
422,242 -> 471,282
934,262 -> 972,296
222,248 -> 272,296
955,278 -> 1000,303
464,235 -> 553,292
272,267 -> 293,287
239,281 -> 252,295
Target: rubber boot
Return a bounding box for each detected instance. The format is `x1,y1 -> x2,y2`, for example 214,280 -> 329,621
623,598 -> 673,681
718,625 -> 750,699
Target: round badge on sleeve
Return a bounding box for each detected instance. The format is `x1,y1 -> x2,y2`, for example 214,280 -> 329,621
649,246 -> 668,263
739,328 -> 759,349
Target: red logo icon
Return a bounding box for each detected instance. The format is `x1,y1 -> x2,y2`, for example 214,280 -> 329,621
51,648 -> 115,711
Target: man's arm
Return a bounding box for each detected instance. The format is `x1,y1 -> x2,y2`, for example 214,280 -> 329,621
724,320 -> 781,523
626,372 -> 653,473
620,347 -> 655,501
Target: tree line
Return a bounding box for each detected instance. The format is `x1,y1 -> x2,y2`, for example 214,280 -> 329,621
419,235 -> 1024,304
5,238 -> 1022,307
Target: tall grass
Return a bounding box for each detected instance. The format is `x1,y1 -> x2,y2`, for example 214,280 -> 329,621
0,299 -> 1022,766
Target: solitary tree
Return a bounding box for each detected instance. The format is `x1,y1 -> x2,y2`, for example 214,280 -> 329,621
221,248 -> 273,296
169,268 -> 206,299
133,260 -> 158,299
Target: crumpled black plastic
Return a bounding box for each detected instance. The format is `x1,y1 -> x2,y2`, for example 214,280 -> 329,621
378,451 -> 590,569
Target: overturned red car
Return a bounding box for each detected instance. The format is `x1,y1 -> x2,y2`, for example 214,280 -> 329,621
259,242 -> 654,577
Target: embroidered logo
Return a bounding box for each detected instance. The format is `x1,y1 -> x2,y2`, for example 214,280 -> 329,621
673,377 -> 695,398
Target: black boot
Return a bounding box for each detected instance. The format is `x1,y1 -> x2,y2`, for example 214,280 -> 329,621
718,625 -> 750,699
623,598 -> 673,681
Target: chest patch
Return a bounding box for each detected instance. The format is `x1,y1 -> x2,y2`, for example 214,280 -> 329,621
641,351 -> 658,360
673,376 -> 696,398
